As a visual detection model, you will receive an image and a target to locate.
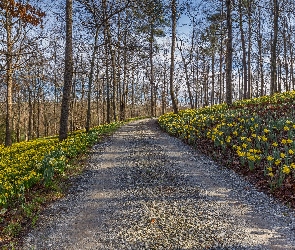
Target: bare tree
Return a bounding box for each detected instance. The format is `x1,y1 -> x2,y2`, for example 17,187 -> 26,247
270,0 -> 279,95
225,0 -> 233,105
170,0 -> 178,113
59,0 -> 73,141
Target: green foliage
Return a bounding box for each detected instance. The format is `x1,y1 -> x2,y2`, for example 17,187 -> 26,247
0,121 -> 122,208
159,91 -> 295,189
132,0 -> 168,40
3,222 -> 21,237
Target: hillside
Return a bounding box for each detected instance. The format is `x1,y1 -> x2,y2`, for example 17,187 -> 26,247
158,91 -> 295,208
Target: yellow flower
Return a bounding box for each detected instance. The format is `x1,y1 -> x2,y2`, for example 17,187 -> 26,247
263,128 -> 270,133
282,165 -> 291,175
247,155 -> 256,161
272,142 -> 278,147
275,159 -> 281,166
281,139 -> 287,145
268,172 -> 274,178
237,150 -> 246,157
287,139 -> 293,144
267,167 -> 273,172
242,143 -> 247,149
233,131 -> 238,136
267,155 -> 274,161
252,134 -> 257,138
289,149 -> 294,155
261,136 -> 268,142
255,155 -> 261,160
280,152 -> 286,158
284,126 -> 290,131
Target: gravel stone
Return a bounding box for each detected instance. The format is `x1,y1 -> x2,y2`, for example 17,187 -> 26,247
22,118 -> 295,249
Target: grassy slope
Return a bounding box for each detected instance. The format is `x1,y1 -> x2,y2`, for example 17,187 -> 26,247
0,122 -> 124,249
158,91 -> 295,209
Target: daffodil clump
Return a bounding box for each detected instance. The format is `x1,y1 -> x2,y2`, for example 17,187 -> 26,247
0,122 -> 122,208
159,90 -> 295,188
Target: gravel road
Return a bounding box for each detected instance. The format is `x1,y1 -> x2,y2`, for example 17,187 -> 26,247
23,118 -> 295,249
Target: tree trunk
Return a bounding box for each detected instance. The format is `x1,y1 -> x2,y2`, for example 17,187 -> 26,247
270,0 -> 279,95
247,0 -> 252,99
170,0 -> 178,113
27,85 -> 32,141
86,27 -> 99,132
16,91 -> 21,142
211,53 -> 215,105
179,46 -> 193,108
5,10 -> 13,146
219,0 -> 224,104
289,32 -> 295,90
225,0 -> 233,105
161,66 -> 167,115
238,0 -> 248,99
59,0 -> 73,141
120,26 -> 128,121
149,24 -> 155,117
283,18 -> 289,92
257,6 -> 264,96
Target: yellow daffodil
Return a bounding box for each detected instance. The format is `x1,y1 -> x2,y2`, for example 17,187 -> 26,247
284,126 -> 290,131
261,136 -> 268,142
247,155 -> 256,161
282,165 -> 291,175
267,155 -> 274,161
268,172 -> 274,178
237,150 -> 246,157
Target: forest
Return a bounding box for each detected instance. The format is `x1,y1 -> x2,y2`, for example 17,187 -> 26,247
2,0 -> 295,247
1,0 -> 294,146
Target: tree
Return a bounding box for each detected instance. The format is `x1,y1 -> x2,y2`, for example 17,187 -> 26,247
0,0 -> 45,146
270,0 -> 279,95
133,0 -> 167,117
238,0 -> 248,99
225,0 -> 233,105
170,0 -> 178,113
59,0 -> 73,141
